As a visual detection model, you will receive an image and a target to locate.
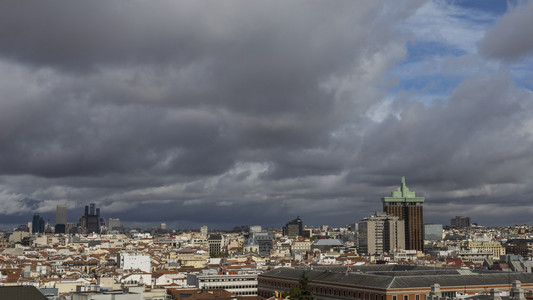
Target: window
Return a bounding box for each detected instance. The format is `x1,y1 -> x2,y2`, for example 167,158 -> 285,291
416,295 -> 420,300
404,295 -> 409,300
393,296 -> 397,300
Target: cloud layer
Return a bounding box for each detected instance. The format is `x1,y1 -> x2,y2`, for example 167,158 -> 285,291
0,0 -> 532,229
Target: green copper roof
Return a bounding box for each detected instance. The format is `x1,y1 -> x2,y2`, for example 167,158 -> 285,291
382,176 -> 425,203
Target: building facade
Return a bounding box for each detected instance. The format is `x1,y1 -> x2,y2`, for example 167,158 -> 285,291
188,272 -> 259,297
258,266 -> 533,300
208,234 -> 223,255
283,217 -> 303,238
465,241 -> 506,260
451,216 -> 471,228
117,253 -> 151,273
424,224 -> 443,241
253,232 -> 274,256
359,212 -> 405,255
108,218 -> 121,231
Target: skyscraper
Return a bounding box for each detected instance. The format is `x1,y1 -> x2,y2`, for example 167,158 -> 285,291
382,177 -> 424,251
56,205 -> 67,224
55,205 -> 67,234
32,214 -> 45,234
81,203 -> 101,234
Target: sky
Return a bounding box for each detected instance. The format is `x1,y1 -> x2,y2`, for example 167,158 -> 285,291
1,0 -> 533,230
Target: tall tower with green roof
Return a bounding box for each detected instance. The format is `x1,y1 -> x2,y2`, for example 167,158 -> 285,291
382,177 -> 424,251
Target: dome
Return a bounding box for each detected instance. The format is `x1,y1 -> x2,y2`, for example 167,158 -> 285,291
244,237 -> 259,246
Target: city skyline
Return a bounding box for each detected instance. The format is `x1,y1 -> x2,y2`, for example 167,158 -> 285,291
1,0 -> 533,229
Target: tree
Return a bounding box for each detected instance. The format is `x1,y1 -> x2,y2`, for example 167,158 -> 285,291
286,271 -> 315,300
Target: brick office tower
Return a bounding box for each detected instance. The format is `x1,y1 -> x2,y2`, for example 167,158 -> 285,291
382,177 -> 425,251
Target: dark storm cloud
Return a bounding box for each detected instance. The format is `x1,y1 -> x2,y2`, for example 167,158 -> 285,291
478,1 -> 533,61
0,0 -> 409,178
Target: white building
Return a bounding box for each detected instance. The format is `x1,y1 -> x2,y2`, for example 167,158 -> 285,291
188,270 -> 259,296
200,225 -> 208,235
117,253 -> 151,273
152,272 -> 188,287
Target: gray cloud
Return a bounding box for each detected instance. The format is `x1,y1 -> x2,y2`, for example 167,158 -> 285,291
358,73 -> 533,188
2,0 -> 533,230
478,1 -> 533,61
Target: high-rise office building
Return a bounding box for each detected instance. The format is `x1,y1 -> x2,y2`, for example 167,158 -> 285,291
358,212 -> 405,255
56,205 -> 67,224
32,214 -> 45,234
382,177 -> 424,251
283,217 -> 303,238
55,205 -> 67,234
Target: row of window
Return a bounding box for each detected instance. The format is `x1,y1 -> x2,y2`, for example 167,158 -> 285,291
261,289 -> 425,300
260,280 -> 425,300
202,285 -> 258,289
234,291 -> 258,295
392,295 -> 421,300
200,278 -> 256,282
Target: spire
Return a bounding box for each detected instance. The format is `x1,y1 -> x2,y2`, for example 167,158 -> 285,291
383,176 -> 423,202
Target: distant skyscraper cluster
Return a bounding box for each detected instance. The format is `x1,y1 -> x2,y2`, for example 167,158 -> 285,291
28,203 -> 123,235
79,203 -> 106,234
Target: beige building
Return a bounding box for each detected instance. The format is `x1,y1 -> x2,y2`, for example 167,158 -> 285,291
168,251 -> 209,268
292,240 -> 311,253
465,241 -> 506,260
359,212 -> 405,255
9,231 -> 30,243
